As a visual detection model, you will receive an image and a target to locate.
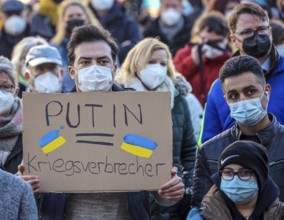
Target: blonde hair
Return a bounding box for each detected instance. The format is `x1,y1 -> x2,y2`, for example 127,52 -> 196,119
11,36 -> 47,78
51,0 -> 101,45
117,38 -> 177,84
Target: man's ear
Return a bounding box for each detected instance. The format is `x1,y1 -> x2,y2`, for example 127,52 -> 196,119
68,66 -> 75,80
112,63 -> 117,79
230,34 -> 238,49
265,84 -> 271,95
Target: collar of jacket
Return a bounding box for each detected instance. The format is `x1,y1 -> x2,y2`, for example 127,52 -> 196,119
231,113 -> 279,146
69,83 -> 126,93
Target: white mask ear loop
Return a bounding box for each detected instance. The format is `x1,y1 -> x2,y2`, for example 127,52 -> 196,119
265,90 -> 270,104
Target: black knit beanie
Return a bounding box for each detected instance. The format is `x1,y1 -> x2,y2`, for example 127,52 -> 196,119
218,140 -> 269,190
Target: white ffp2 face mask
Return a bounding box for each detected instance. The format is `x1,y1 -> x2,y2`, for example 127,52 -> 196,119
160,8 -> 181,26
0,90 -> 14,115
34,72 -> 61,93
138,63 -> 167,90
91,0 -> 114,11
78,64 -> 113,92
4,15 -> 26,36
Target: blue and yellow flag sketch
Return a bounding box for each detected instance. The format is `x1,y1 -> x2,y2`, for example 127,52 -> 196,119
120,134 -> 157,158
39,130 -> 66,154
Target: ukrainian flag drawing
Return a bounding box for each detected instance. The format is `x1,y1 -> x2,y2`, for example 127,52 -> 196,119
39,130 -> 66,154
120,134 -> 157,158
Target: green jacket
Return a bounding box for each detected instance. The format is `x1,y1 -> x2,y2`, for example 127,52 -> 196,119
172,93 -> 197,188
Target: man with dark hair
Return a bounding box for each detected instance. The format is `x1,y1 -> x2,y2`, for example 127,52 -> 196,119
191,55 -> 284,207
38,24 -> 185,220
199,2 -> 284,144
174,11 -> 232,106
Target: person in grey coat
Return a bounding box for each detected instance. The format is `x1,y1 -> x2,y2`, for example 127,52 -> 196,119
0,169 -> 38,219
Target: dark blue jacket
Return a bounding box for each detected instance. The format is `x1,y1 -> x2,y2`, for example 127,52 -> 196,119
89,2 -> 142,64
199,48 -> 284,145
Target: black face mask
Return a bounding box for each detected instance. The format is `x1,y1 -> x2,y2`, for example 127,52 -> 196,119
66,19 -> 85,36
242,32 -> 271,58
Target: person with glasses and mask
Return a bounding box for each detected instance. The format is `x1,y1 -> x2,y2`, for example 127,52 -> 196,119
0,56 -> 23,174
191,55 -> 284,207
188,140 -> 284,219
0,56 -> 38,220
199,2 -> 284,145
0,54 -> 41,197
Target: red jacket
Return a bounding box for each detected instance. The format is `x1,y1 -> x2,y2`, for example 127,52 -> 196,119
174,43 -> 231,106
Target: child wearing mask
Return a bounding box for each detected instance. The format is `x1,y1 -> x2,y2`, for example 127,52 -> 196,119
188,140 -> 284,219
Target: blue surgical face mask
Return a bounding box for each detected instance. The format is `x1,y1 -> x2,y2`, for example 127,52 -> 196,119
228,91 -> 267,126
220,175 -> 259,204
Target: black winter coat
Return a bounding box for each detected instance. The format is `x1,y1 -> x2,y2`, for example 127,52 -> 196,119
172,93 -> 197,187
192,113 -> 284,206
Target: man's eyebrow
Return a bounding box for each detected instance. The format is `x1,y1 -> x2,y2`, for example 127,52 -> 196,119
243,85 -> 257,90
97,56 -> 111,60
227,85 -> 257,94
78,57 -> 92,62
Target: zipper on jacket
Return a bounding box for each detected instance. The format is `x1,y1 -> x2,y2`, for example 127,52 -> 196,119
269,159 -> 284,166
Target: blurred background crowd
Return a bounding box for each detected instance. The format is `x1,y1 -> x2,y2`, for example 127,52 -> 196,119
1,0 -> 284,219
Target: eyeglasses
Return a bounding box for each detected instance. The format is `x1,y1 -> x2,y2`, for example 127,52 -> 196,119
0,84 -> 15,94
220,168 -> 254,181
234,25 -> 270,39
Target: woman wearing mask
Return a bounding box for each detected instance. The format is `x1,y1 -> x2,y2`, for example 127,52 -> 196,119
116,37 -> 197,220
0,56 -> 22,174
174,11 -> 232,106
50,0 -> 101,93
0,56 -> 40,192
187,141 -> 284,219
11,36 -> 48,98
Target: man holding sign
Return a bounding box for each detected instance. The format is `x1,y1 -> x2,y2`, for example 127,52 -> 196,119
21,25 -> 185,219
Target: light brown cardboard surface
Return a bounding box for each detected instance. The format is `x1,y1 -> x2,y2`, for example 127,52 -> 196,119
23,91 -> 172,192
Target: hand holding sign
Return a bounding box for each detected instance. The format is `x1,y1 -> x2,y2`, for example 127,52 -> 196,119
18,163 -> 40,193
158,167 -> 185,201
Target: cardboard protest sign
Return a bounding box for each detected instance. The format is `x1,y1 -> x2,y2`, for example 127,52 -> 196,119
23,91 -> 172,192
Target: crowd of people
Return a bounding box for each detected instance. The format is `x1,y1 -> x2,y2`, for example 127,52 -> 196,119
1,0 -> 284,219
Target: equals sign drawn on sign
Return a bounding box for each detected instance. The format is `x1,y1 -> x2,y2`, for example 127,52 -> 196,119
76,133 -> 114,146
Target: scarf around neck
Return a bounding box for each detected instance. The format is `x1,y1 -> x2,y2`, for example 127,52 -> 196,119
123,76 -> 177,109
0,99 -> 23,166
